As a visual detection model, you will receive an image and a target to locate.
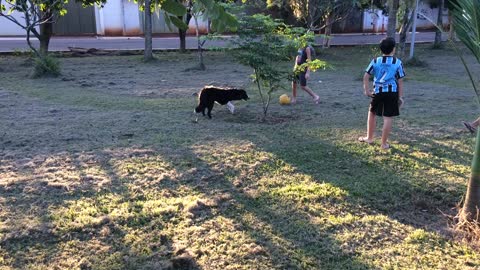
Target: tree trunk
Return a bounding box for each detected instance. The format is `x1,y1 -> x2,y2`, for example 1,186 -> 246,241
434,0 -> 444,48
179,26 -> 187,53
387,0 -> 399,38
448,11 -> 455,41
144,0 -> 153,61
194,15 -> 205,70
461,130 -> 480,223
39,15 -> 53,56
178,10 -> 192,53
323,13 -> 332,48
399,9 -> 414,57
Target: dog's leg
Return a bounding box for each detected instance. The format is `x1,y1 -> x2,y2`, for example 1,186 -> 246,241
207,103 -> 214,119
226,101 -> 235,114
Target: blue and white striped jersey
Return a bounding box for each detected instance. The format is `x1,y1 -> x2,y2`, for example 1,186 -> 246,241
365,56 -> 406,93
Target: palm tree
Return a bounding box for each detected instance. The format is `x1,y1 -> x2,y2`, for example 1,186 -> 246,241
451,0 -> 480,224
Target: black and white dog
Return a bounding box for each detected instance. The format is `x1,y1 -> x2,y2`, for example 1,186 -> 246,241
194,85 -> 249,119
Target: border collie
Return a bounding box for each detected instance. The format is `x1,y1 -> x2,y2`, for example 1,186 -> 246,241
194,85 -> 249,119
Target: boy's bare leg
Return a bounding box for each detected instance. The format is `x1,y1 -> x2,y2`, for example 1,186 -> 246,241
291,81 -> 297,104
360,111 -> 375,143
300,86 -> 320,103
367,111 -> 376,141
381,116 -> 393,149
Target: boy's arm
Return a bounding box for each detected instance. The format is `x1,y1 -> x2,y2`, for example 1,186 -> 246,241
398,78 -> 404,107
398,78 -> 404,97
305,47 -> 311,79
363,73 -> 373,97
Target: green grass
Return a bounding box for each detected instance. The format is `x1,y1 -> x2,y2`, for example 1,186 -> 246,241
0,46 -> 479,269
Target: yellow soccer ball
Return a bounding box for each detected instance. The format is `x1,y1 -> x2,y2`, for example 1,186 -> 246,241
279,94 -> 291,105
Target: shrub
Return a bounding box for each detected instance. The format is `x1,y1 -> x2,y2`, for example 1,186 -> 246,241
33,55 -> 61,78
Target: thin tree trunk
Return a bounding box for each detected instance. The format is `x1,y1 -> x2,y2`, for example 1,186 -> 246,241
462,130 -> 480,223
323,13 -> 332,48
254,69 -> 265,107
144,0 -> 153,61
399,9 -> 414,57
434,0 -> 444,48
27,27 -> 41,58
263,84 -> 273,120
179,20 -> 187,52
193,15 -> 205,70
448,12 -> 455,41
39,15 -> 53,56
387,0 -> 399,38
178,9 -> 192,52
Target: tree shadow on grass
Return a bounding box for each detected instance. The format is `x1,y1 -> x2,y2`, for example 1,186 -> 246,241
147,144 -> 375,269
243,128 -> 466,230
0,150 -> 202,270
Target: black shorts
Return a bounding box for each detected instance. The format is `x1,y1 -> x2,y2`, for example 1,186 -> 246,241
370,92 -> 400,117
294,71 -> 307,87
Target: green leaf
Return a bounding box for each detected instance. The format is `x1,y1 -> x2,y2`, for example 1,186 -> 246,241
168,15 -> 188,30
197,0 -> 215,11
160,0 -> 186,16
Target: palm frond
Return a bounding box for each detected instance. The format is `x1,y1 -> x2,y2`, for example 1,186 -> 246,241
452,0 -> 480,63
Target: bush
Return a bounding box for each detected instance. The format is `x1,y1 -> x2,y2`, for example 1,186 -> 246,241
33,55 -> 61,78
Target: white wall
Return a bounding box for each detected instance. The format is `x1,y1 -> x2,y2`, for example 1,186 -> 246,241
187,16 -> 209,35
363,9 -> 388,33
0,7 -> 39,36
415,2 -> 449,29
362,4 -> 449,33
95,0 -> 141,36
123,0 -> 141,35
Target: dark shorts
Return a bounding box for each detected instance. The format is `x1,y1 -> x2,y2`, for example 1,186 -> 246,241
294,71 -> 307,87
370,92 -> 400,117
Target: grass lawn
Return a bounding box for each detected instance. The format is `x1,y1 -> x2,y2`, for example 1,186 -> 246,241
0,44 -> 480,269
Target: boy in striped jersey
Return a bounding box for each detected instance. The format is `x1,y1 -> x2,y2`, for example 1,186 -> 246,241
359,37 -> 406,149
